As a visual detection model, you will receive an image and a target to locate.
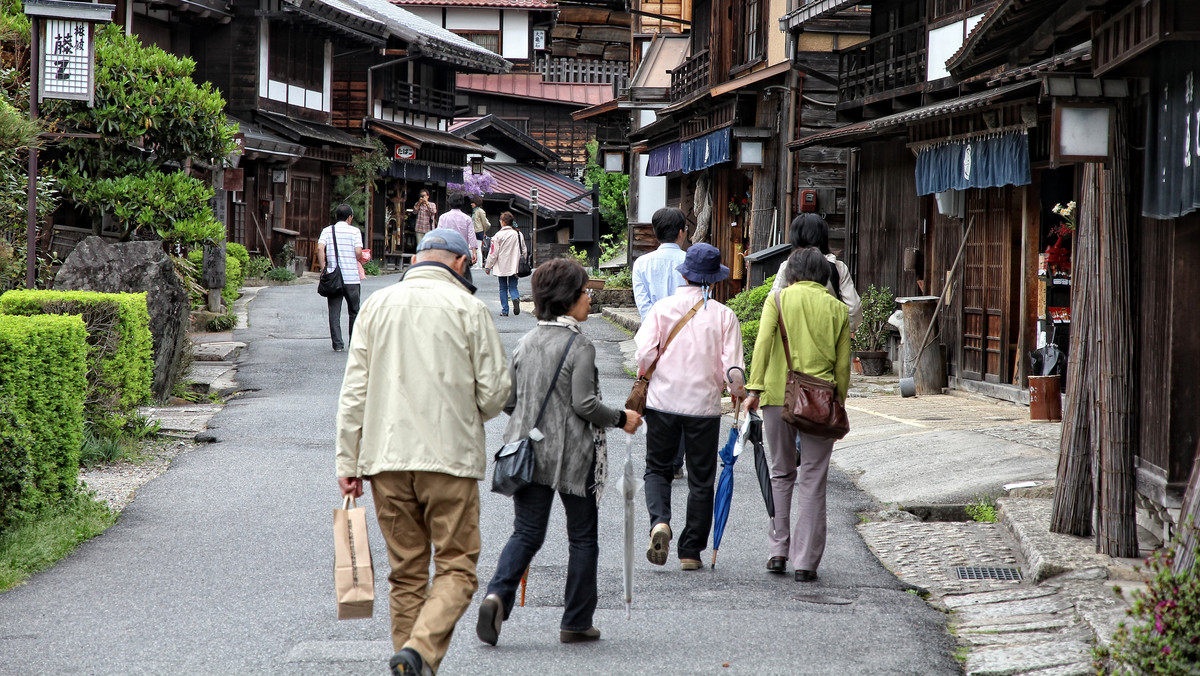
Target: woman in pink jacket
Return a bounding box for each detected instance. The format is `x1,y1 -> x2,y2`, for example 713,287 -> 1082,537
485,212 -> 527,316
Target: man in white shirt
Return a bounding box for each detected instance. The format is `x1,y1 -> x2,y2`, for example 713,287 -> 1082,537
632,207 -> 690,477
316,204 -> 364,352
632,207 -> 689,319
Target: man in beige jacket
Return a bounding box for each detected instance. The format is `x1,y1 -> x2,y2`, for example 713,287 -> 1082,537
336,228 -> 511,676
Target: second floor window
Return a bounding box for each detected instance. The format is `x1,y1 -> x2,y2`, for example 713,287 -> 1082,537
268,24 -> 324,92
735,0 -> 764,68
455,31 -> 500,54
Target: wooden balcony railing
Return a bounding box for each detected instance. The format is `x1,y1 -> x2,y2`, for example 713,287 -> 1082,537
837,23 -> 926,106
535,55 -> 629,87
1092,0 -> 1200,76
669,49 -> 710,102
386,82 -> 455,119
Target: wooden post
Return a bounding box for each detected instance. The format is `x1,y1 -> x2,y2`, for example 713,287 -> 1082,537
26,15 -> 39,289
1174,443 -> 1200,574
749,92 -> 779,255
898,297 -> 944,394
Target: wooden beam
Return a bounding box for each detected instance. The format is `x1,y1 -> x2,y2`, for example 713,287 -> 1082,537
1006,0 -> 1095,65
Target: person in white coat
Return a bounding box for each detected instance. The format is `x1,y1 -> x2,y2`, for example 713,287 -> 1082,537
485,212 -> 527,316
771,214 -> 861,331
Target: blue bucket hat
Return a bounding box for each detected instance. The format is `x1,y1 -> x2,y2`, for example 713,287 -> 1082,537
676,243 -> 729,285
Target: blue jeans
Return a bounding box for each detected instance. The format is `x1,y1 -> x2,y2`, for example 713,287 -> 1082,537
498,275 -> 519,313
485,482 -> 598,631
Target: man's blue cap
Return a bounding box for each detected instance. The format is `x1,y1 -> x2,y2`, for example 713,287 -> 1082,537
416,228 -> 470,257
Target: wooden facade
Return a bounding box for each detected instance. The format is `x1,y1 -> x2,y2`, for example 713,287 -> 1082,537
459,92 -> 598,178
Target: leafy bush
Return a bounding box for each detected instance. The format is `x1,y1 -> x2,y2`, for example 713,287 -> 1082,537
185,248 -> 244,306
851,284 -> 896,352
1095,524 -> 1200,673
726,275 -> 776,366
965,495 -> 998,523
265,267 -> 296,282
727,274 -> 777,322
65,171 -> 224,245
0,314 -> 88,530
605,267 -> 632,289
583,140 -> 628,232
362,260 -> 381,276
206,312 -> 237,332
245,256 -> 272,278
0,291 -> 152,436
225,242 -> 250,269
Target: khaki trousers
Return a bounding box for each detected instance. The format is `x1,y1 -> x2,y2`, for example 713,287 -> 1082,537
762,406 -> 836,572
369,471 -> 480,673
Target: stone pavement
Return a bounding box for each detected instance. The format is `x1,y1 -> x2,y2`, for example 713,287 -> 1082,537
601,308 -> 1142,676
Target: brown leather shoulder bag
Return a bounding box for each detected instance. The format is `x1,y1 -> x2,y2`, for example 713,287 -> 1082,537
774,292 -> 850,440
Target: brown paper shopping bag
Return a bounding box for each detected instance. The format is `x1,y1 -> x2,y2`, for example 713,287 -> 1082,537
333,495 -> 375,620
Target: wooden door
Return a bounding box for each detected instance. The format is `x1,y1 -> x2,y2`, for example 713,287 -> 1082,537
960,187 -> 1013,383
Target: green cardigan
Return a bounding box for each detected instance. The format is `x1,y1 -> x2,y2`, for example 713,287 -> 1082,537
746,281 -> 851,406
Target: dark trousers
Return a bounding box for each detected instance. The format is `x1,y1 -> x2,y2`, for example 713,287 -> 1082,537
485,483 -> 598,632
327,283 -> 361,350
643,408 -> 720,560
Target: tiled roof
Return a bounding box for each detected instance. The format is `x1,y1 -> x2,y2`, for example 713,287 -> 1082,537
394,0 -> 555,8
456,73 -> 612,107
339,0 -> 511,73
256,111 -> 376,150
368,120 -> 495,155
485,163 -> 592,215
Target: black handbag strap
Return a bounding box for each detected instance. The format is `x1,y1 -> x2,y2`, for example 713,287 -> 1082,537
774,292 -> 794,371
327,225 -> 341,272
532,333 -> 577,429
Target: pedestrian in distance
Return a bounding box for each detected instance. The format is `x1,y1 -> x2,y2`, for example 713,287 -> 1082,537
335,228 -> 511,676
484,211 -> 525,317
412,189 -> 438,247
477,257 -> 642,647
634,243 -> 745,571
438,192 -> 479,266
471,196 -> 491,268
632,207 -> 691,479
316,203 -> 364,352
745,246 -> 851,582
772,213 -> 862,331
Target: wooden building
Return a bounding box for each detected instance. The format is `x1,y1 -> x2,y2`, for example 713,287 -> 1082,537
394,0 -> 557,72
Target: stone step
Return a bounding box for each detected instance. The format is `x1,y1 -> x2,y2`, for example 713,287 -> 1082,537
966,639 -> 1094,676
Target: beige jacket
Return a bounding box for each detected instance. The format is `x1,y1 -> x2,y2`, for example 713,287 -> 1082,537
335,263 -> 511,480
487,226 -> 525,278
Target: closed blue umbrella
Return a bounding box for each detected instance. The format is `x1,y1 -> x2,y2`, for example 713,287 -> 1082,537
710,415 -> 740,569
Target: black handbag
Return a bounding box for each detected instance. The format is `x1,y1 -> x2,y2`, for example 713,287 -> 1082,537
516,229 -> 532,278
317,225 -> 344,298
492,333 -> 576,496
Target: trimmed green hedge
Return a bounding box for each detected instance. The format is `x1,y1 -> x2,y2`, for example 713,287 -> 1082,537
0,314 -> 88,530
727,274 -> 776,367
225,242 -> 249,269
0,290 -> 153,436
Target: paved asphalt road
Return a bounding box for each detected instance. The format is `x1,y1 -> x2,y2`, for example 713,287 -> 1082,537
0,271 -> 958,675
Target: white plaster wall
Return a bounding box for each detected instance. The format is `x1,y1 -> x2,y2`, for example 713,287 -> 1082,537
445,8 -> 499,30
636,153 -> 666,223
927,20 -> 963,81
502,11 -> 529,59
407,7 -> 441,25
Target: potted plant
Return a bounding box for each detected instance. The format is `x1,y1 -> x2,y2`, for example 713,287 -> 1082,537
852,284 -> 895,376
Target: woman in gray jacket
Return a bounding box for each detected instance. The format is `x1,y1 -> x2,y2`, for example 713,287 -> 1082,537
477,258 -> 641,647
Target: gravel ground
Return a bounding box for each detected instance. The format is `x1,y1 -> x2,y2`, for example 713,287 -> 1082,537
78,438 -> 199,513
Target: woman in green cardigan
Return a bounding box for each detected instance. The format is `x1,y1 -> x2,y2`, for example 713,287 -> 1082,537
744,247 -> 851,582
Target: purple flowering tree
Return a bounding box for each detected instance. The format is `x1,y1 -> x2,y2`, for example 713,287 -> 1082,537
447,169 -> 498,197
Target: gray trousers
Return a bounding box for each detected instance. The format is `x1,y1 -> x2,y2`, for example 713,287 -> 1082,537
762,406 -> 836,572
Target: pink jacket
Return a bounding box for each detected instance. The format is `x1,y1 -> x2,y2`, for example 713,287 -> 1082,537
634,285 -> 744,417
487,226 -> 525,277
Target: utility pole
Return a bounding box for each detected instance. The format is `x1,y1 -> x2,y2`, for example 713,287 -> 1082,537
530,186 -> 539,266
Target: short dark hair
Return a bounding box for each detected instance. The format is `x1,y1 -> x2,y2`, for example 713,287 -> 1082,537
335,203 -> 354,222
652,207 -> 686,244
419,189 -> 429,198
785,247 -> 830,286
789,213 -> 831,255
447,192 -> 467,210
500,211 -> 514,226
532,257 -> 587,320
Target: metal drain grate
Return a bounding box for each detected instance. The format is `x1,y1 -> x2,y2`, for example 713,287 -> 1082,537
954,566 -> 1023,581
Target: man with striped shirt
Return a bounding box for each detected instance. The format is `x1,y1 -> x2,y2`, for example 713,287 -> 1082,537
317,204 -> 364,352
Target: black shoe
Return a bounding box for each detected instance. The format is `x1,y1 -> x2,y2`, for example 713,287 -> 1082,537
794,569 -> 817,582
476,593 -> 503,646
560,626 -> 601,643
767,557 -> 787,574
512,302 -> 520,315
673,467 -> 684,480
333,346 -> 345,352
388,648 -> 430,676
499,311 -> 509,317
